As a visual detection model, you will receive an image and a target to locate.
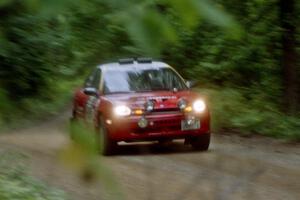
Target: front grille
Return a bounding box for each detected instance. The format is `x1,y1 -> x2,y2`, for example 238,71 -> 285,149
149,108 -> 181,115
133,118 -> 181,134
155,119 -> 179,126
153,107 -> 180,112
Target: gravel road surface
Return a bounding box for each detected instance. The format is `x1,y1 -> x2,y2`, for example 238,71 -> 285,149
0,116 -> 299,200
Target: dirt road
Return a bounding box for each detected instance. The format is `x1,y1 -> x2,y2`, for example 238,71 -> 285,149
0,116 -> 299,200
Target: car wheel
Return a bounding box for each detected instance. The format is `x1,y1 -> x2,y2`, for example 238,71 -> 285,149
69,112 -> 78,140
190,133 -> 210,151
98,118 -> 117,156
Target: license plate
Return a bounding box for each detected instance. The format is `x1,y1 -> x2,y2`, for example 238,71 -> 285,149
181,119 -> 200,131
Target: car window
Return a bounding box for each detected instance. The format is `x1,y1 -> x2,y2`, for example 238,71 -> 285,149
103,67 -> 187,94
92,69 -> 101,89
84,69 -> 101,89
84,71 -> 94,88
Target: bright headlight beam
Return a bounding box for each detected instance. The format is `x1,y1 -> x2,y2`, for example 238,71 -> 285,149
193,100 -> 206,113
114,105 -> 131,116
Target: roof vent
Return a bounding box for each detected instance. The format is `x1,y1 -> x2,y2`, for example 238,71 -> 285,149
119,58 -> 134,64
136,57 -> 152,63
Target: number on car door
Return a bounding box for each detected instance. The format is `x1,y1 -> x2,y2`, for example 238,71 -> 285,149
84,69 -> 101,124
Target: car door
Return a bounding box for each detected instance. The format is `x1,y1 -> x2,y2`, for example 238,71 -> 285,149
84,69 -> 101,124
73,69 -> 101,121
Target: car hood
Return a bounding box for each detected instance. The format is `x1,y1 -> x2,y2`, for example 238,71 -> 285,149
104,90 -> 202,110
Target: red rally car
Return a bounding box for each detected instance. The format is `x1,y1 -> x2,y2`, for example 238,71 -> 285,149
72,58 -> 210,155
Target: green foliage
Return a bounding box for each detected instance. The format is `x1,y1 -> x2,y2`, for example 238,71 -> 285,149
105,0 -> 242,55
201,88 -> 300,140
0,152 -> 67,200
0,0 -> 299,137
163,0 -> 299,139
0,0 -> 242,127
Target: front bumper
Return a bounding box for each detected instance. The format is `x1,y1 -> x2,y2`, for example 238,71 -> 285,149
105,112 -> 210,142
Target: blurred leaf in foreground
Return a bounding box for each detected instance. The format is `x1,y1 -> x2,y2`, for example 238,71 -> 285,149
191,0 -> 243,39
60,121 -> 124,200
0,0 -> 13,8
105,0 -> 242,55
126,8 -> 178,56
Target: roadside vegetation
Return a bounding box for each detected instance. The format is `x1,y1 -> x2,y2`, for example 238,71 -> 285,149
0,151 -> 67,200
0,0 -> 299,137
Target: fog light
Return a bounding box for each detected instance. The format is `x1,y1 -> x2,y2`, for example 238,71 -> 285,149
184,106 -> 192,113
178,98 -> 187,110
145,100 -> 154,112
105,119 -> 112,125
138,117 -> 148,128
134,109 -> 144,115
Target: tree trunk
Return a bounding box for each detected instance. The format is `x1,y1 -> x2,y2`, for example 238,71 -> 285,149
279,0 -> 299,114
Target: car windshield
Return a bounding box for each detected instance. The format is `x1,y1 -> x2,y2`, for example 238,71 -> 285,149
103,67 -> 187,94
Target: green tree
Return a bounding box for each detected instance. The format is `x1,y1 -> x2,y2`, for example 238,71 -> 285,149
279,0 -> 299,114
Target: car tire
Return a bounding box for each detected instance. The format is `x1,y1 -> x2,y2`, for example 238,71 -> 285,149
190,133 -> 210,151
98,118 -> 117,156
69,113 -> 78,140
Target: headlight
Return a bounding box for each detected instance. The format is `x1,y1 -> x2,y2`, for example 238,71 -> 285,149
114,105 -> 131,116
193,100 -> 206,113
178,98 -> 187,110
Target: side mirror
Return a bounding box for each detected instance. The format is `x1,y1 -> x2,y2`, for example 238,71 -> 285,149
84,87 -> 98,96
186,80 -> 198,89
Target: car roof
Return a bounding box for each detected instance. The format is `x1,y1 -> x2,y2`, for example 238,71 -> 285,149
97,61 -> 171,71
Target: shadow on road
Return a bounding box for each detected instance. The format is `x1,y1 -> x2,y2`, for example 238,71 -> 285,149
113,141 -> 210,156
